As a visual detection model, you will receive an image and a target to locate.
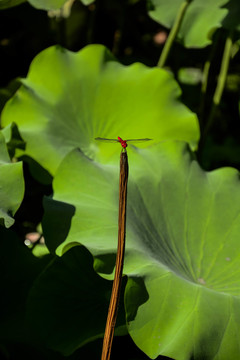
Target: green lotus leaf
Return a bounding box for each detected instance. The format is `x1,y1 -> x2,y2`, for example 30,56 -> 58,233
2,44 -> 199,175
0,0 -> 26,9
80,0 -> 95,5
0,0 -> 94,10
28,0 -> 66,10
148,0 -> 238,48
222,0 -> 240,32
0,131 -> 24,228
43,141 -> 240,359
28,0 -> 94,11
26,245 -> 127,355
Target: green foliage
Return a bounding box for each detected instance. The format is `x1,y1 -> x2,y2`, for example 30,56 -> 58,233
149,0 -> 240,47
0,0 -> 26,9
29,0 -> 66,10
80,0 -> 94,4
0,0 -> 94,10
0,132 -> 24,227
26,245 -> 127,355
2,45 -> 199,174
43,141 -> 240,359
28,0 -> 95,10
1,1 -> 240,360
0,226 -> 51,344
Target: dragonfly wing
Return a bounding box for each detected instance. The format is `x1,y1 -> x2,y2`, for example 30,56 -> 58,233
95,137 -> 152,143
95,137 -> 119,143
125,138 -> 152,142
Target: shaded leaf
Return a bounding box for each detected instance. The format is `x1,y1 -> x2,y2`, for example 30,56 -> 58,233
0,131 -> 24,228
0,0 -> 26,9
0,226 -> 51,342
221,0 -> 240,31
148,0 -> 239,48
0,0 -> 95,10
26,245 -> 127,355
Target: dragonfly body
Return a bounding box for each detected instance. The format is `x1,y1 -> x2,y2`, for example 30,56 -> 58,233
95,136 -> 152,150
118,136 -> 127,149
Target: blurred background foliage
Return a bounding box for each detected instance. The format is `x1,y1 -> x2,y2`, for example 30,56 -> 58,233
1,0 -> 239,229
1,0 -> 240,359
1,0 -> 240,171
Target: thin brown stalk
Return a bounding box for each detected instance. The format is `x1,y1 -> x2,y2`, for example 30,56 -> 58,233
101,150 -> 129,360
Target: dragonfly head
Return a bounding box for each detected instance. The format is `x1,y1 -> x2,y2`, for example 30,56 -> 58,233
118,137 -> 127,149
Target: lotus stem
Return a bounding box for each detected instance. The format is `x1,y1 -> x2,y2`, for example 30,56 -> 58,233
101,151 -> 128,360
157,0 -> 192,68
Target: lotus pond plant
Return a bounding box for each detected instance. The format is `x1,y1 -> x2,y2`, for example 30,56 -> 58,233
1,1 -> 240,360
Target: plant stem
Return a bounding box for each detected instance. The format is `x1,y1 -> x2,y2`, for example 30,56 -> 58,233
157,0 -> 192,68
213,33 -> 233,106
198,31 -> 220,128
203,31 -> 233,136
201,61 -> 211,95
101,151 -> 128,360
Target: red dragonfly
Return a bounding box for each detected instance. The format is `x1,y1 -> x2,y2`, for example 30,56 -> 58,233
95,136 -> 152,150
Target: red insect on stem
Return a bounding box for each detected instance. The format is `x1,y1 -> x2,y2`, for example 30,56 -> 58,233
95,136 -> 152,151
117,136 -> 127,149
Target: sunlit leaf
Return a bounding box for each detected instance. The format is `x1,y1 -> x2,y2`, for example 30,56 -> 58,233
80,0 -> 95,5
2,44 -> 199,175
28,0 -> 66,10
28,0 -> 94,11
